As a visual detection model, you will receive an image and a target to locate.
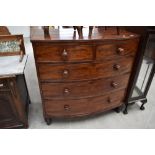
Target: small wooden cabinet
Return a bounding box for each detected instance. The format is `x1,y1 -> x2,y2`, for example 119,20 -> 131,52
0,75 -> 29,128
31,26 -> 140,125
0,31 -> 29,129
0,55 -> 29,129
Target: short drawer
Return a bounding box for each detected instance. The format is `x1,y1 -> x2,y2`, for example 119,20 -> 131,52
38,56 -> 134,82
41,74 -> 130,99
35,44 -> 93,62
44,89 -> 125,117
96,38 -> 139,60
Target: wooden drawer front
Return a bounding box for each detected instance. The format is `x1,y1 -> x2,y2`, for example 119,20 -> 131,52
38,56 -> 134,81
35,44 -> 93,62
44,89 -> 125,117
41,74 -> 130,99
96,38 -> 139,60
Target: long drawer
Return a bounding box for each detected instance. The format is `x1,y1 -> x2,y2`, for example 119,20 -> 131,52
41,74 -> 130,99
38,56 -> 134,82
44,89 -> 125,118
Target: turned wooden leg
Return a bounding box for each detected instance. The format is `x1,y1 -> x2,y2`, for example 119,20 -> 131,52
88,26 -> 93,38
45,118 -> 52,125
73,26 -> 76,31
140,99 -> 147,110
73,31 -> 76,39
76,26 -> 83,39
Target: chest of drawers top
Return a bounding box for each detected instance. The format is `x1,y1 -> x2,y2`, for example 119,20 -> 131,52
30,26 -> 139,42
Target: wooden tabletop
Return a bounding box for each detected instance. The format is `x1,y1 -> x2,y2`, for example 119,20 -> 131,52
30,26 -> 139,42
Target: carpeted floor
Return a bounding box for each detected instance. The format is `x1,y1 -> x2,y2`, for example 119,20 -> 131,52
24,38 -> 155,129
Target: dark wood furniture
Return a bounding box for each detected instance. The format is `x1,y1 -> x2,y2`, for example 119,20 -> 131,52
0,74 -> 29,128
0,27 -> 29,128
31,26 -> 140,125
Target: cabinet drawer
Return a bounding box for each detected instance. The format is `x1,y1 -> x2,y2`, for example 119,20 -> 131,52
38,56 -> 134,82
96,38 -> 139,60
44,89 -> 125,117
35,44 -> 93,62
41,74 -> 130,99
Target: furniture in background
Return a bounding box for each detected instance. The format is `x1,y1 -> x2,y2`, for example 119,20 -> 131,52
123,27 -> 155,114
0,27 -> 30,128
0,26 -> 11,35
31,26 -> 140,125
0,34 -> 25,62
0,60 -> 29,128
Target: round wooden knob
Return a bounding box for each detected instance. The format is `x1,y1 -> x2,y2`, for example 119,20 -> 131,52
0,83 -> 4,87
113,64 -> 121,70
111,82 -> 118,88
62,69 -> 69,78
107,97 -> 112,103
64,105 -> 70,111
62,49 -> 68,61
117,48 -> 125,55
63,88 -> 70,95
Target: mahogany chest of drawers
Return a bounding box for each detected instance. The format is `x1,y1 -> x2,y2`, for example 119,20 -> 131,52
31,27 -> 140,125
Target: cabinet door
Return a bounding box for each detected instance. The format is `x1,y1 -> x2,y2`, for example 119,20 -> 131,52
0,91 -> 20,128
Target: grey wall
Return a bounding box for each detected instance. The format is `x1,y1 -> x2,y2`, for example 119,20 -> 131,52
7,26 -> 30,37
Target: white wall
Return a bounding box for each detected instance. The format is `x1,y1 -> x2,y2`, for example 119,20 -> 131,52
7,26 -> 30,37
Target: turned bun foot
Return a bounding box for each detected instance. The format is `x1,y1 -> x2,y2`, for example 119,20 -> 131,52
45,118 -> 52,125
140,105 -> 145,110
114,106 -> 122,113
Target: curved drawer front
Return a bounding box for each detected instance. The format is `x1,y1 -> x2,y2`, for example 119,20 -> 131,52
41,74 -> 130,99
44,89 -> 125,117
96,38 -> 139,60
35,44 -> 93,62
38,56 -> 134,82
